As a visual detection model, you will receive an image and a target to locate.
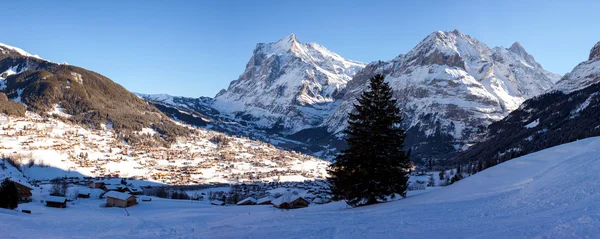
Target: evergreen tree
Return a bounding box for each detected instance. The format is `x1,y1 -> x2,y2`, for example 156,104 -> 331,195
328,74 -> 411,207
0,178 -> 19,209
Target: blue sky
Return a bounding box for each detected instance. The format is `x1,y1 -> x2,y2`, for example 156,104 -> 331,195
2,0 -> 599,97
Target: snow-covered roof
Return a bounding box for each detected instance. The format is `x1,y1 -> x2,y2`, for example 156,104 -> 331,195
256,196 -> 272,204
45,196 -> 67,203
272,194 -> 304,207
236,197 -> 257,205
104,191 -> 134,201
211,200 -> 224,205
104,184 -> 120,190
0,176 -> 34,189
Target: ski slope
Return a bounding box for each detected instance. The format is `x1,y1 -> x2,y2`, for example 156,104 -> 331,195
2,137 -> 600,238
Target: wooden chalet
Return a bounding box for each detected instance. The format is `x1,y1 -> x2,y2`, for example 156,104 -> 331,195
105,191 -> 137,208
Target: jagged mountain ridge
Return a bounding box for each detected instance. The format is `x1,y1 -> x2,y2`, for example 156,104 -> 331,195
454,41 -> 600,165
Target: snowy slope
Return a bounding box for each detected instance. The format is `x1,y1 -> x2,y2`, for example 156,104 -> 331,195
2,137 -> 600,238
0,111 -> 329,184
213,34 -> 365,132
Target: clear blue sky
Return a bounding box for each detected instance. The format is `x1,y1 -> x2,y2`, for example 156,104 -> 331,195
2,0 -> 599,97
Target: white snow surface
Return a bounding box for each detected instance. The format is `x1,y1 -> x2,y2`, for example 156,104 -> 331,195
2,137 -> 600,238
524,118 -> 539,128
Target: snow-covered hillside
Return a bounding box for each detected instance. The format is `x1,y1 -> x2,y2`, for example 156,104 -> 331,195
0,112 -> 329,184
2,136 -> 599,238
213,34 -> 365,132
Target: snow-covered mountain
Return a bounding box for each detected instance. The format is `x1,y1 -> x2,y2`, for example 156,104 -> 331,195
213,34 -> 365,132
455,40 -> 600,165
319,30 -> 560,162
141,30 -> 560,163
553,42 -> 600,93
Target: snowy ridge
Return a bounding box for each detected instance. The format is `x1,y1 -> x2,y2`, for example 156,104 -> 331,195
553,41 -> 600,93
0,42 -> 44,60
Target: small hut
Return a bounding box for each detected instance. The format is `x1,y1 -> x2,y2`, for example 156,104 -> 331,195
105,191 -> 137,208
210,200 -> 225,206
78,192 -> 91,198
45,196 -> 67,208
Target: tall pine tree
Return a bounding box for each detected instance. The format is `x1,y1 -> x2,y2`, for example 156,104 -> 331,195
0,178 -> 19,209
328,74 -> 411,207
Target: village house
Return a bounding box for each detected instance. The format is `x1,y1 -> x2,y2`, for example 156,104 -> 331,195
45,196 -> 68,208
104,191 -> 137,208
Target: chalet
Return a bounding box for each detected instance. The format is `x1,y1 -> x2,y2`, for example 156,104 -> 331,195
236,197 -> 257,206
45,196 -> 68,208
256,196 -> 272,205
14,181 -> 34,202
272,195 -> 310,209
105,191 -> 137,208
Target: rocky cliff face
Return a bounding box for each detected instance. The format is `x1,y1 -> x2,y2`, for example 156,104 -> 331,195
213,34 -> 365,132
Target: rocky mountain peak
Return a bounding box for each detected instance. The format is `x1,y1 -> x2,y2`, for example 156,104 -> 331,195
589,41 -> 600,61
508,42 -> 526,55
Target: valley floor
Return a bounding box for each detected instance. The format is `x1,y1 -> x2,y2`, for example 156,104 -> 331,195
3,137 -> 600,238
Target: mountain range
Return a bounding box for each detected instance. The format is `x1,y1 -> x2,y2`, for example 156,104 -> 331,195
142,30 -> 562,164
